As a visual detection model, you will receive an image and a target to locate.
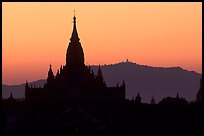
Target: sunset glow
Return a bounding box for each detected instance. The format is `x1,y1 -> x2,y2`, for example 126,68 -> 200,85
2,2 -> 202,85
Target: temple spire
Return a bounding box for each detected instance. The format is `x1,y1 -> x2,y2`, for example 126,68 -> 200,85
71,10 -> 79,42
73,10 -> 76,26
66,13 -> 84,67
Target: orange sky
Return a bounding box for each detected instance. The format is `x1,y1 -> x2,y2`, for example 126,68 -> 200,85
2,2 -> 202,85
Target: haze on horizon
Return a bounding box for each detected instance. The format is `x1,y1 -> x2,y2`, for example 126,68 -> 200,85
2,2 -> 202,85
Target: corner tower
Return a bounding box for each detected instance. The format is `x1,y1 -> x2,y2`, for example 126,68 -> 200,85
66,13 -> 85,68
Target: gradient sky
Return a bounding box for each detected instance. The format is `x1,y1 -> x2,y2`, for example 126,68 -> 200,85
2,2 -> 202,85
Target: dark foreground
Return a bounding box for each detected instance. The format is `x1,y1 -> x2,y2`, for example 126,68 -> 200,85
2,100 -> 203,136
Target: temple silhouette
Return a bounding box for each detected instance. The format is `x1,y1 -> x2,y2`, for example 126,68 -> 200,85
25,14 -> 125,106
3,14 -> 202,135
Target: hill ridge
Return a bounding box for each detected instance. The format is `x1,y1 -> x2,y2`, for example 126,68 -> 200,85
2,62 -> 201,103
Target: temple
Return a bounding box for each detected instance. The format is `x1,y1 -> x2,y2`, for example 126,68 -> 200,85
25,14 -> 126,106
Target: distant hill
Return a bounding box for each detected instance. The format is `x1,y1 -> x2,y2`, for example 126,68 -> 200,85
2,61 -> 201,103
92,61 -> 201,103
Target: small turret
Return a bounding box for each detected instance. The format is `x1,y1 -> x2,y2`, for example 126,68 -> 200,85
47,64 -> 55,85
97,64 -> 103,77
126,58 -> 129,63
48,65 -> 54,78
7,92 -> 15,103
96,64 -> 105,87
48,65 -> 54,77
135,92 -> 141,104
25,80 -> 29,90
